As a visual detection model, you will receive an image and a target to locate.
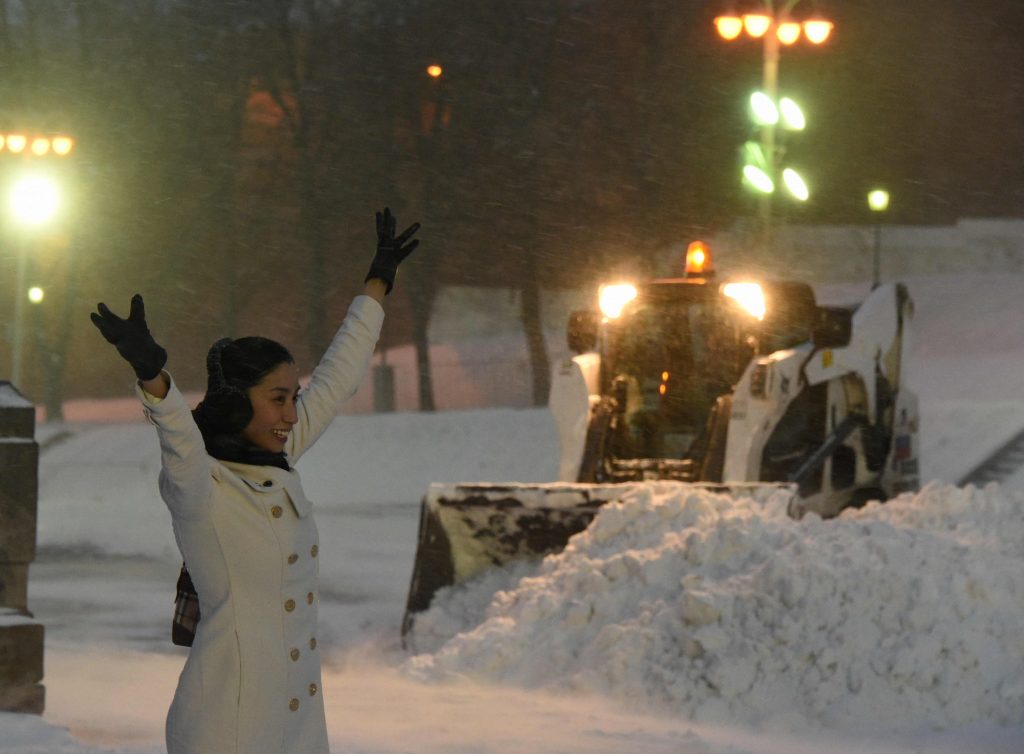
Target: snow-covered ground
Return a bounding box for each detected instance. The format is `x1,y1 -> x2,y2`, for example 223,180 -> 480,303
3,272 -> 1024,753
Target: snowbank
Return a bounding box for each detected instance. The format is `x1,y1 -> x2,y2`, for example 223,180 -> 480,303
406,481 -> 1024,732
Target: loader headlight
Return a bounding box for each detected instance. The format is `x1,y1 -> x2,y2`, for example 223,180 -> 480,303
599,283 -> 637,319
722,282 -> 766,320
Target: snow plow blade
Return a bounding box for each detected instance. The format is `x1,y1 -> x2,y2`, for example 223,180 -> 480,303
401,481 -> 792,638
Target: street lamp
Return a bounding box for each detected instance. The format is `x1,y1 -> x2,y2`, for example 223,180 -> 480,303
8,173 -> 61,387
867,188 -> 890,288
715,2 -> 834,235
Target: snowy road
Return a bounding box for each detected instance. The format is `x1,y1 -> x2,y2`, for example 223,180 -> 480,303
5,272 -> 1024,753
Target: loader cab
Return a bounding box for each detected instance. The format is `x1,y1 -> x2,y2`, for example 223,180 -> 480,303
593,274 -> 821,473
599,278 -> 754,462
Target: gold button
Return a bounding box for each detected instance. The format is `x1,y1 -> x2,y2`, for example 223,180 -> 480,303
307,592 -> 315,605
309,637 -> 317,650
284,599 -> 296,612
289,698 -> 299,711
288,553 -> 298,565
271,506 -> 283,519
308,683 -> 318,696
310,544 -> 319,558
290,648 -> 300,661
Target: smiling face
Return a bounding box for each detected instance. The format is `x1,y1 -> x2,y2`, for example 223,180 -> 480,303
240,361 -> 301,453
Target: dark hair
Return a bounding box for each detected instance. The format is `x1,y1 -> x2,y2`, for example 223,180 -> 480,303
192,336 -> 294,441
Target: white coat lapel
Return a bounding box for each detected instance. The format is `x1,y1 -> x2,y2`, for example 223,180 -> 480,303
283,475 -> 313,518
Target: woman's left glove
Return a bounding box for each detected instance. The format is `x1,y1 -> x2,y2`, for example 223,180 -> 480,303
365,207 -> 421,294
90,293 -> 168,381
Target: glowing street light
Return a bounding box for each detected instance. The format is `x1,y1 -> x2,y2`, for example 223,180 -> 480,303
714,15 -> 743,40
782,168 -> 809,201
10,175 -> 60,226
868,188 -> 890,288
6,134 -> 26,153
742,13 -> 771,38
868,189 -> 890,212
742,94 -> 809,200
52,136 -> 74,156
743,164 -> 775,194
803,19 -> 835,45
714,13 -> 834,46
8,173 -> 62,387
715,2 -> 834,236
27,286 -> 44,304
779,97 -> 805,130
750,92 -> 779,126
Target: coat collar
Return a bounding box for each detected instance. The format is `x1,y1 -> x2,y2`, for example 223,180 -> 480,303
214,462 -> 313,518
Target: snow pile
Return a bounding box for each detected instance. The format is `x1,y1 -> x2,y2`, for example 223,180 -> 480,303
405,481 -> 1024,732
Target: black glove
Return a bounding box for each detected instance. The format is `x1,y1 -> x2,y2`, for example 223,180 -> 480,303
365,207 -> 421,294
90,294 -> 167,381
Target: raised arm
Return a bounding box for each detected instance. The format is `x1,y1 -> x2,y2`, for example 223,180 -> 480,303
91,294 -> 211,515
90,294 -> 167,386
287,208 -> 421,459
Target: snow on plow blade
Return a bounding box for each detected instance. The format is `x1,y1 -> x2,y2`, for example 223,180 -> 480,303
401,481 -> 793,639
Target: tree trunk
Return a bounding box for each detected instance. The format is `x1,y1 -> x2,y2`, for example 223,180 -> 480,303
519,257 -> 550,406
406,272 -> 436,412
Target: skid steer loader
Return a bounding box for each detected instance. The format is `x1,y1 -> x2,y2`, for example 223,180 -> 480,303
402,242 -> 919,638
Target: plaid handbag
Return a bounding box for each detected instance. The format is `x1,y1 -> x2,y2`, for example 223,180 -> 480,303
172,563 -> 200,647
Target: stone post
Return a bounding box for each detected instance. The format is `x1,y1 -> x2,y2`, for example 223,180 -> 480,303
0,381 -> 44,714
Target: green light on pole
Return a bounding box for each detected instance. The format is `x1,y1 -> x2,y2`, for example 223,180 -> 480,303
743,164 -> 774,194
743,140 -> 769,169
749,91 -> 779,126
779,97 -> 806,130
782,168 -> 809,201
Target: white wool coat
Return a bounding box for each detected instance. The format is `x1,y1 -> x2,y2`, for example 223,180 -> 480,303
136,296 -> 384,754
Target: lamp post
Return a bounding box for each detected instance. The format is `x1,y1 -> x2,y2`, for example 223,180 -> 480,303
714,4 -> 834,238
8,173 -> 60,387
1,131 -> 72,387
867,188 -> 890,288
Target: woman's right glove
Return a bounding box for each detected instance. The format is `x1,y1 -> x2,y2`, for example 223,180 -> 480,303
90,294 -> 167,381
365,207 -> 421,294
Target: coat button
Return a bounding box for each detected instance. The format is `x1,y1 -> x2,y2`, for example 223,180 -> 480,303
310,544 -> 319,558
289,698 -> 299,711
309,637 -> 317,650
309,683 -> 318,696
290,648 -> 300,661
284,599 -> 296,612
262,480 -> 273,487
288,553 -> 298,565
271,506 -> 283,518
307,592 -> 315,605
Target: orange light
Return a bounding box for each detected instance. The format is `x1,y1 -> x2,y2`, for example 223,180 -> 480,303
743,13 -> 771,38
7,133 -> 26,153
52,136 -> 74,156
659,384 -> 667,396
714,15 -> 743,40
426,64 -> 443,78
31,137 -> 50,156
685,240 -> 715,277
776,21 -> 801,45
661,372 -> 669,381
803,19 -> 833,44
